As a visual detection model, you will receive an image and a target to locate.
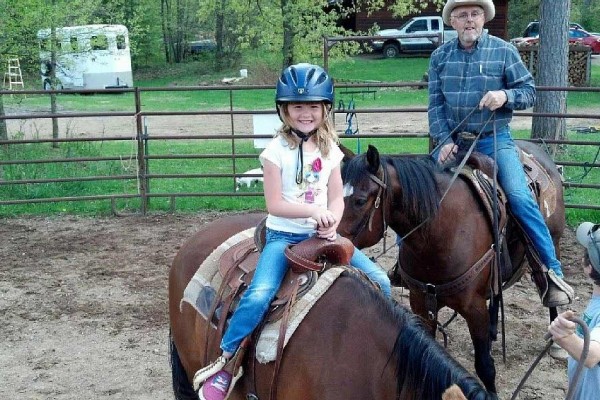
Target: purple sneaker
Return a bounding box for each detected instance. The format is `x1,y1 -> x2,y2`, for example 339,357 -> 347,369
199,370 -> 232,400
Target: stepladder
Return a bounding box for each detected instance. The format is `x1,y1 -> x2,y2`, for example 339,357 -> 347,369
3,57 -> 25,93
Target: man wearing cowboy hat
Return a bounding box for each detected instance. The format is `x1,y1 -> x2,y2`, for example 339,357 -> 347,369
428,0 -> 574,307
548,222 -> 600,399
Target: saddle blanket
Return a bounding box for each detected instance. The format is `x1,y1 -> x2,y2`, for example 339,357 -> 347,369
180,227 -> 344,363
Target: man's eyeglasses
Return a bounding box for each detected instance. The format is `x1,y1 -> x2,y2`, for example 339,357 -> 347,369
451,11 -> 484,22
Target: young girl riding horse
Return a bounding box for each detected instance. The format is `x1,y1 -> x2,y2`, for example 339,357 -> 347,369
194,63 -> 391,400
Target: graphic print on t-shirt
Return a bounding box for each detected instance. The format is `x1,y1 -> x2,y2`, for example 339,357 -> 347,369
299,157 -> 322,204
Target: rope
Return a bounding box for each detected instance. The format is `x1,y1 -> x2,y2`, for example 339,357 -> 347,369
510,315 -> 590,400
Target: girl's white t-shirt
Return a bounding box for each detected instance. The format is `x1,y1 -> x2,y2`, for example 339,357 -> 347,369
259,136 -> 343,234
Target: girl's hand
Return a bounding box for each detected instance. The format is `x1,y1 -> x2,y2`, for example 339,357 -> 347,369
317,224 -> 338,241
311,208 -> 336,228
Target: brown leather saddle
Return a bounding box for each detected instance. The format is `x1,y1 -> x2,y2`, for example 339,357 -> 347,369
458,148 -> 559,292
214,222 -> 355,325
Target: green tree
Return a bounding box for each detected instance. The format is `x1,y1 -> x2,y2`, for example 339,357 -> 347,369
161,0 -> 200,63
92,0 -> 163,66
197,0 -> 363,70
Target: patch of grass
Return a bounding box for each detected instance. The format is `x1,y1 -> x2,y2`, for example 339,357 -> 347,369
556,131 -> 600,224
0,138 -> 268,216
5,55 -> 599,113
2,134 -> 598,223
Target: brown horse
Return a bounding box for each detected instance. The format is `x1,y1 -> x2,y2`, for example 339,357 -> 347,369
169,213 -> 497,400
338,142 -> 565,394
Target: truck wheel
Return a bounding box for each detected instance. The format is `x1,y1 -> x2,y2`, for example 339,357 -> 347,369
382,43 -> 400,58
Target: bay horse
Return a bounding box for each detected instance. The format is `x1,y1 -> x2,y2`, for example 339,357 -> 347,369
338,142 -> 565,394
169,213 -> 497,400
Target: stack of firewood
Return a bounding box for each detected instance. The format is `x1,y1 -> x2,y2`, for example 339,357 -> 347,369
516,42 -> 591,86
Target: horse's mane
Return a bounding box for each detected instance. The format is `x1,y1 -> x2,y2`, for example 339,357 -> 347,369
342,271 -> 493,400
391,307 -> 494,399
342,154 -> 441,227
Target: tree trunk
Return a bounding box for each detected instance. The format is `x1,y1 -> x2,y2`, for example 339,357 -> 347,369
281,0 -> 294,68
531,0 -> 570,153
161,0 -> 172,63
0,94 -> 7,141
215,0 -> 225,71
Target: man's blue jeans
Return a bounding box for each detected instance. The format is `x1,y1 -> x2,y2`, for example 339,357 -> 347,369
220,228 -> 392,354
475,128 -> 563,277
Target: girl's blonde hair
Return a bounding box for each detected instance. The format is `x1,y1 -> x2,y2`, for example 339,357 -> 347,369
276,102 -> 338,158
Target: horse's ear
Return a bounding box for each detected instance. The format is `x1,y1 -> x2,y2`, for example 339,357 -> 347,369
338,143 -> 355,162
366,144 -> 380,174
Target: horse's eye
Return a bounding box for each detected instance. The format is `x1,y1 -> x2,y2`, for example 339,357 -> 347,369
354,197 -> 368,208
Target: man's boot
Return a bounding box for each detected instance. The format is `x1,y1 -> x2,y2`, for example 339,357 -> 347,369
527,248 -> 574,307
543,269 -> 574,308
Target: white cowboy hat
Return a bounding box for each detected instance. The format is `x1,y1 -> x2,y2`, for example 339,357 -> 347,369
442,0 -> 496,26
576,222 -> 600,273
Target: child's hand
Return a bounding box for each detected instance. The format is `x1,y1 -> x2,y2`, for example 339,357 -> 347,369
311,208 -> 336,228
317,224 -> 338,241
548,310 -> 577,340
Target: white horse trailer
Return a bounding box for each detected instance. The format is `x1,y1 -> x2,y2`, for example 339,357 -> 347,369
37,24 -> 133,90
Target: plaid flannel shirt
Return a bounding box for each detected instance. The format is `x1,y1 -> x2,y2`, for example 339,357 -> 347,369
428,32 -> 536,146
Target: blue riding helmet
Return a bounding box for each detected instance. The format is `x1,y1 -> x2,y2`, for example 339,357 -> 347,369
275,63 -> 334,106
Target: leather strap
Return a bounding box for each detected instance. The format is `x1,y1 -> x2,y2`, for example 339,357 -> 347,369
398,247 -> 495,320
270,277 -> 301,400
284,245 -> 326,273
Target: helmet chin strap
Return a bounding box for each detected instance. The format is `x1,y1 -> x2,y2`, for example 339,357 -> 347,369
293,128 -> 317,184
291,128 -> 316,142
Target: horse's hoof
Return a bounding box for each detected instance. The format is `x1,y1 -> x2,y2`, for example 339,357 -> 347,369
548,342 -> 568,361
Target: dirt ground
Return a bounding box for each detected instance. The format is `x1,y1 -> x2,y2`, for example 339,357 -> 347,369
6,106 -> 600,142
0,212 -> 591,399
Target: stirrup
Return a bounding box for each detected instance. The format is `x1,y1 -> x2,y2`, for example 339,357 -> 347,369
193,356 -> 227,390
543,270 -> 574,307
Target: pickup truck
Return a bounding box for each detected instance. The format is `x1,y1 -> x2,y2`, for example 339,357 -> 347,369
371,16 -> 458,58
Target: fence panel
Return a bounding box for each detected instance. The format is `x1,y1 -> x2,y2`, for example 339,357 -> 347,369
1,84 -> 599,215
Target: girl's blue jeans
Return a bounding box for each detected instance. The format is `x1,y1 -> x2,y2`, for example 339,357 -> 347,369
220,228 -> 392,354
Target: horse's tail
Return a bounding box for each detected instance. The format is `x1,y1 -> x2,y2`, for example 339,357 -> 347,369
169,332 -> 199,400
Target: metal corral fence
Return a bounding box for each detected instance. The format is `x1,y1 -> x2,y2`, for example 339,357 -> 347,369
1,83 -> 599,214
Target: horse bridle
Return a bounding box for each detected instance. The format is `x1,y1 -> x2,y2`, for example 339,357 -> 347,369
348,164 -> 389,248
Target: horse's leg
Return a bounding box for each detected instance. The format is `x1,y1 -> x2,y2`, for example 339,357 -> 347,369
487,294 -> 501,342
549,306 -> 558,321
463,298 -> 497,394
408,292 -> 438,335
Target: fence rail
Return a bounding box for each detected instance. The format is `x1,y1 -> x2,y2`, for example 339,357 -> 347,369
1,84 -> 599,214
